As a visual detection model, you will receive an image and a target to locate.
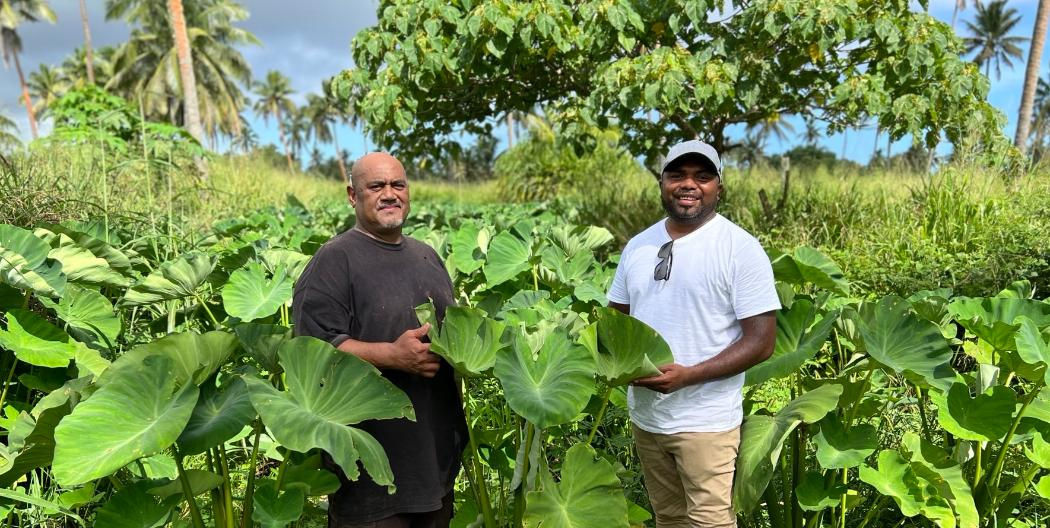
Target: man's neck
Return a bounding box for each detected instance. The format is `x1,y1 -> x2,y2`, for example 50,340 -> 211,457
353,224 -> 403,244
665,212 -> 717,240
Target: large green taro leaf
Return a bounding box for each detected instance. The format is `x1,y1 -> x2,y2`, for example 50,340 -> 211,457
494,328 -> 596,429
746,299 -> 838,386
234,322 -> 291,373
430,305 -> 506,377
53,355 -> 200,486
857,296 -> 955,391
549,225 -> 614,259
795,470 -> 847,512
221,261 -> 293,322
0,378 -> 83,487
813,414 -> 878,469
593,307 -> 673,386
930,382 -> 1015,442
176,376 -> 256,456
449,221 -> 485,274
121,252 -> 214,306
770,246 -> 849,295
483,231 -> 531,286
0,223 -> 66,297
39,285 -> 121,346
38,224 -> 133,273
1015,316 -> 1050,385
1025,429 -> 1050,468
47,236 -> 130,288
859,450 -> 957,528
860,432 -> 977,528
93,480 -> 178,528
523,443 -> 628,528
98,331 -> 238,389
0,309 -> 76,367
733,384 -> 843,513
252,479 -> 306,528
243,337 -> 414,492
948,297 -> 1050,351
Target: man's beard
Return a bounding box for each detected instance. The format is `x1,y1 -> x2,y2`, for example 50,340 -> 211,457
661,194 -> 716,224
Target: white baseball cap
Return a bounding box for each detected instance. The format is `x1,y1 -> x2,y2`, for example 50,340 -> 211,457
660,139 -> 722,176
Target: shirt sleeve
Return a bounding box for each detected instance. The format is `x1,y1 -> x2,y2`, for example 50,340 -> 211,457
606,249 -> 631,305
292,244 -> 354,347
731,237 -> 781,320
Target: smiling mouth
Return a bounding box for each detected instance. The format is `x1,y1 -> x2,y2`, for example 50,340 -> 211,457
675,196 -> 699,206
378,203 -> 402,211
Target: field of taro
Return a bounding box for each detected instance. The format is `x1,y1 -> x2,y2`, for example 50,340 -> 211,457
0,200 -> 1049,528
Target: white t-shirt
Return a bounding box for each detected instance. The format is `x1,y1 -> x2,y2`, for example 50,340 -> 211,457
607,214 -> 780,434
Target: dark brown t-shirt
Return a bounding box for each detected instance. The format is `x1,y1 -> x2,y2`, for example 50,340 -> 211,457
291,228 -> 466,524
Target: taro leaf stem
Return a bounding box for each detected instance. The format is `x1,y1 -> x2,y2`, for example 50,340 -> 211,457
460,377 -> 497,528
174,450 -> 205,528
585,385 -> 613,446
219,443 -> 236,528
0,357 -> 18,417
240,421 -> 264,528
986,385 -> 1041,495
513,422 -> 536,528
193,293 -> 221,329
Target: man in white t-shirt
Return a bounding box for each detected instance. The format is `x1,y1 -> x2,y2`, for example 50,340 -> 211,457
607,140 -> 779,528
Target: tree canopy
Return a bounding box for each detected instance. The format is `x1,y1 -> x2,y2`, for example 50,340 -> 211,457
335,0 -> 1014,164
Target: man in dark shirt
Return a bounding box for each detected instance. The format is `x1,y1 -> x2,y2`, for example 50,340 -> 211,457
292,152 -> 466,528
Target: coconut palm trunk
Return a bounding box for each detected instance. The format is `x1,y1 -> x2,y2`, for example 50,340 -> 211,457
12,50 -> 37,138
78,0 -> 94,84
167,0 -> 204,144
1015,0 -> 1050,155
274,104 -> 294,172
332,124 -> 348,183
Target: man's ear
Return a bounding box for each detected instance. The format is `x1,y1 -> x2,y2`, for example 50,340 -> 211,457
346,184 -> 356,206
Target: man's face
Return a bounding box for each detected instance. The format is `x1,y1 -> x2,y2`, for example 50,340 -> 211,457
660,157 -> 721,224
347,161 -> 410,237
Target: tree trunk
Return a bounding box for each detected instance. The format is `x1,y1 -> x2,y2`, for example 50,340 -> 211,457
1015,0 -> 1050,155
506,113 -> 515,148
13,51 -> 37,139
79,0 -> 95,84
332,124 -> 348,184
167,0 -> 205,145
275,105 -> 295,172
951,3 -> 960,30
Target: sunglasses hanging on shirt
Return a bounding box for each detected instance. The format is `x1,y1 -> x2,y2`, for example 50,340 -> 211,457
654,240 -> 673,281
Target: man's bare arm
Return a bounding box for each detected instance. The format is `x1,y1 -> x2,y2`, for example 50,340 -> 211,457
609,302 -> 630,314
634,311 -> 777,393
335,323 -> 441,378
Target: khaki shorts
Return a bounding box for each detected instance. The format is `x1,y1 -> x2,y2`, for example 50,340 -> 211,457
633,424 -> 740,528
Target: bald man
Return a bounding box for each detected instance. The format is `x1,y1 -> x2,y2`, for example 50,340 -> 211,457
292,153 -> 466,527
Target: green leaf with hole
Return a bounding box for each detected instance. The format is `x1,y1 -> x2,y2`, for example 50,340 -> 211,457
813,415 -> 878,469
122,252 -> 214,306
593,307 -> 673,386
243,337 -> 413,493
0,309 -> 76,367
733,384 -> 843,513
177,377 -> 256,456
857,296 -> 955,391
222,262 -> 293,322
0,223 -> 66,297
494,328 -> 595,429
429,305 -> 506,377
53,355 -> 200,486
524,443 -> 628,528
931,382 -> 1015,442
484,231 -> 531,286
746,299 -> 837,386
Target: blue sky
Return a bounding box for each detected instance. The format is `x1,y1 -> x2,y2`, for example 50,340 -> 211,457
1,0 -> 1046,164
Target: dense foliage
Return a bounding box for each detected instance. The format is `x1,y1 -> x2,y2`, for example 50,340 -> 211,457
0,195 -> 1049,527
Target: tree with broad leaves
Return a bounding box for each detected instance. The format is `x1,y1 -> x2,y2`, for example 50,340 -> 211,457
335,0 -> 1014,169
963,0 -> 1027,80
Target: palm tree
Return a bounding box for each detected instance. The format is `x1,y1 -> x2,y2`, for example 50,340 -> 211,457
252,70 -> 296,172
305,85 -> 349,182
27,63 -> 68,121
747,115 -> 795,151
1015,0 -> 1050,154
166,0 -> 204,143
287,107 -> 311,166
0,112 -> 20,152
78,0 -> 95,84
802,117 -> 821,146
105,0 -> 258,142
952,1 -> 982,30
0,0 -> 57,139
964,0 -> 1027,80
61,46 -> 113,87
230,117 -> 257,153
